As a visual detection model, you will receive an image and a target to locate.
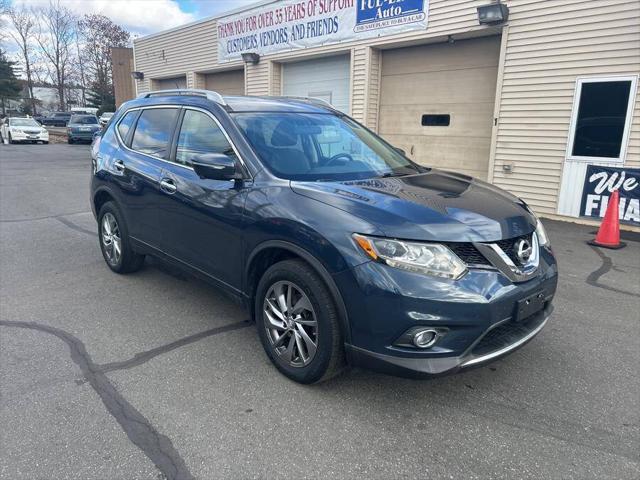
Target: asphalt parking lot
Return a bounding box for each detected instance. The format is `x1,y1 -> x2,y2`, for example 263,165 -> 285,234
1,143 -> 639,480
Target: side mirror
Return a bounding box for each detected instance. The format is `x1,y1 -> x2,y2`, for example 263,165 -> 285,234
394,147 -> 406,156
191,153 -> 241,181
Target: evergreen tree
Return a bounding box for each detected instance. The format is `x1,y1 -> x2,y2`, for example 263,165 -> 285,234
0,50 -> 22,115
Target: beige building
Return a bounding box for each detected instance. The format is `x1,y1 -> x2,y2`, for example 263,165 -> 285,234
131,0 -> 640,228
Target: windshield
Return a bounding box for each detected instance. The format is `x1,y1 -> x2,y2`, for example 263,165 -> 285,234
10,118 -> 40,127
232,113 -> 425,181
70,115 -> 98,125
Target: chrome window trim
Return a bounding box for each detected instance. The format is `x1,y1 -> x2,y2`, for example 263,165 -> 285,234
113,105 -> 252,179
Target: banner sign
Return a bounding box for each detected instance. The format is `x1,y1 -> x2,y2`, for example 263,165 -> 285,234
580,165 -> 640,225
217,0 -> 429,62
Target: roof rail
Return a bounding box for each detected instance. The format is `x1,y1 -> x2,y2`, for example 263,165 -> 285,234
277,96 -> 335,109
137,88 -> 226,106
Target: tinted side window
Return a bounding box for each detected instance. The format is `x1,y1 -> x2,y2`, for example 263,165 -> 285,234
131,108 -> 179,159
572,80 -> 632,159
117,111 -> 137,143
175,110 -> 235,166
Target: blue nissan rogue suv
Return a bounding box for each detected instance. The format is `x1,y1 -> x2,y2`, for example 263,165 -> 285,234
91,89 -> 558,384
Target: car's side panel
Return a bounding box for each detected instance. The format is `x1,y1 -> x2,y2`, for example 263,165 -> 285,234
95,111 -> 166,247
158,162 -> 249,290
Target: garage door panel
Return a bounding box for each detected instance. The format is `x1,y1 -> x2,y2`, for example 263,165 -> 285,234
385,134 -> 491,176
379,36 -> 500,180
283,55 -> 350,113
381,36 -> 501,76
379,103 -> 495,137
380,67 -> 499,105
204,70 -> 244,95
155,76 -> 187,89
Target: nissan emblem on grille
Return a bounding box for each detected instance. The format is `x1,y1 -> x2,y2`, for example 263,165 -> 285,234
515,238 -> 532,264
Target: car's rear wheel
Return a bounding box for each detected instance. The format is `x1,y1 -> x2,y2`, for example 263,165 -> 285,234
255,259 -> 345,384
68,138 -> 74,144
98,201 -> 144,274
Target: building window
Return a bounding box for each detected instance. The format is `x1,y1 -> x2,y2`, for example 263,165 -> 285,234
567,76 -> 637,162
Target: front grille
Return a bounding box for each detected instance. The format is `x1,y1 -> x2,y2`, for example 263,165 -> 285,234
471,309 -> 546,357
495,233 -> 533,266
447,243 -> 491,266
447,232 -> 534,269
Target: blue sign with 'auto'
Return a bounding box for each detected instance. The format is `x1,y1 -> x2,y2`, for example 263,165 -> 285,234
356,0 -> 426,25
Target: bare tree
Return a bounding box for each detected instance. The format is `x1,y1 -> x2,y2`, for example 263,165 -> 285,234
8,6 -> 38,114
35,0 -> 77,111
79,14 -> 130,112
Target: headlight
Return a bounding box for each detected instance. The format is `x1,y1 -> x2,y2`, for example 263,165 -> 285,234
535,218 -> 550,246
353,234 -> 468,280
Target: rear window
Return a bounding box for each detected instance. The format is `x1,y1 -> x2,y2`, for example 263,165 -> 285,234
10,118 -> 39,127
117,110 -> 138,142
70,115 -> 98,124
130,108 -> 179,159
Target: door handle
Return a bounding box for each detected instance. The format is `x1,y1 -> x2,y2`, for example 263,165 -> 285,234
160,178 -> 177,194
113,159 -> 125,173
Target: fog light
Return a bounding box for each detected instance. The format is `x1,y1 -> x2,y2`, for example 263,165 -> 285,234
413,329 -> 438,348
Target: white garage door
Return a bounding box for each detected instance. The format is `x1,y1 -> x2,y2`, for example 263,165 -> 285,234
379,36 -> 500,180
205,69 -> 245,95
154,76 -> 187,90
282,55 -> 350,113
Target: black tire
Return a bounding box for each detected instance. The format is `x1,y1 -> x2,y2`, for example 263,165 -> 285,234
68,138 -> 74,144
97,201 -> 145,274
8,133 -> 15,144
43,141 -> 49,144
255,259 -> 345,384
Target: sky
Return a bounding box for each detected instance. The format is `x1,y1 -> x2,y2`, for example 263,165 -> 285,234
6,0 -> 260,38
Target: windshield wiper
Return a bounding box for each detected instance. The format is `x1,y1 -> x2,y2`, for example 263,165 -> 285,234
378,172 -> 408,178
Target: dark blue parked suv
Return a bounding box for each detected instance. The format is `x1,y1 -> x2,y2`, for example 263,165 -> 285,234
91,89 -> 558,384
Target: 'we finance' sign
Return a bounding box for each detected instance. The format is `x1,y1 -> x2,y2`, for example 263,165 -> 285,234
217,0 -> 429,62
580,165 -> 640,226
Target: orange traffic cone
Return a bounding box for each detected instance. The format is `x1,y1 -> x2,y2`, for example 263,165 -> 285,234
588,189 -> 626,249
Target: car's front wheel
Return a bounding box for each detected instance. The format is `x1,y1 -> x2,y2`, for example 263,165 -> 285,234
98,201 -> 145,274
255,259 -> 345,384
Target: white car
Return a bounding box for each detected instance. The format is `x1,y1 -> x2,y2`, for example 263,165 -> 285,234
98,112 -> 114,127
1,117 -> 49,144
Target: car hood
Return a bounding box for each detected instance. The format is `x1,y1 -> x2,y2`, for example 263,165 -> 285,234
290,170 -> 537,242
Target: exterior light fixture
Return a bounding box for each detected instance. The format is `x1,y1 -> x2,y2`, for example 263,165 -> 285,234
477,3 -> 509,25
131,71 -> 144,80
241,52 -> 260,65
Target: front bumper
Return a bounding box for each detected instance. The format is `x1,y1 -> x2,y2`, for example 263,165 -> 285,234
333,246 -> 558,378
9,131 -> 48,142
346,305 -> 552,377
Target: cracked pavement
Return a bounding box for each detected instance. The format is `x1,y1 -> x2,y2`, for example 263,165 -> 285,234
1,144 -> 639,479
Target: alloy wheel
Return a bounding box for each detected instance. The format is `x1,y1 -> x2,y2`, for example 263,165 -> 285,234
263,280 -> 318,367
101,212 -> 122,266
